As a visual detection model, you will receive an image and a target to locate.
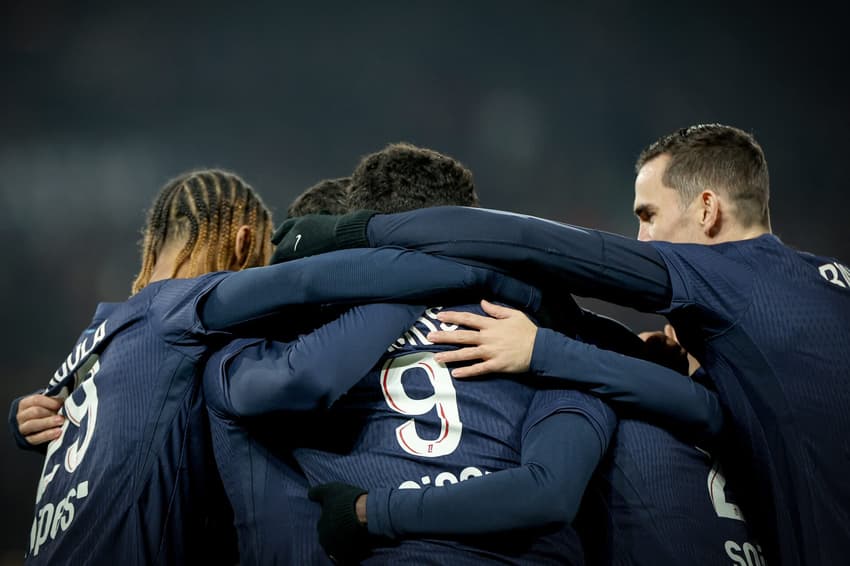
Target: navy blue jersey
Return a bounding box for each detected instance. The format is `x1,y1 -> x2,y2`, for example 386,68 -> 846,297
205,404 -> 329,565
293,305 -> 586,565
577,418 -> 761,566
204,303 -> 424,565
19,246 -> 540,565
365,207 -> 850,564
365,387 -> 615,546
366,318 -> 752,565
26,273 -> 233,565
651,236 -> 850,565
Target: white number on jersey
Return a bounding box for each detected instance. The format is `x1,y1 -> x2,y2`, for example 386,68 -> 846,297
707,459 -> 746,521
35,356 -> 101,505
381,352 -> 463,458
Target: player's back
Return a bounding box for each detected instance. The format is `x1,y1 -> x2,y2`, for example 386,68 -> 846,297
26,274 -> 233,566
204,337 -> 333,565
652,234 -> 850,564
577,416 -> 762,566
293,304 -> 583,565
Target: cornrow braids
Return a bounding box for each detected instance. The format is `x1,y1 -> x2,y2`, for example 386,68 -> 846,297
131,169 -> 273,295
215,173 -> 237,273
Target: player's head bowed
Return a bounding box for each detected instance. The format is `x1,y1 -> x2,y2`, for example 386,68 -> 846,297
348,142 -> 479,212
132,169 -> 273,294
634,124 -> 770,244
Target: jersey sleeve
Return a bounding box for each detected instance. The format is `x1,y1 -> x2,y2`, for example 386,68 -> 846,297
521,387 -> 618,447
367,396 -> 612,538
199,247 -> 540,331
149,272 -> 232,345
649,241 -> 755,335
367,206 -> 673,312
530,327 -> 724,439
206,303 -> 423,418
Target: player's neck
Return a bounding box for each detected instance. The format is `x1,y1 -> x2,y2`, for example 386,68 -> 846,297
149,244 -> 192,284
713,223 -> 771,244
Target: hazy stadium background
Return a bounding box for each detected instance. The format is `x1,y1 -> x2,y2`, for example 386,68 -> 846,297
2,1 -> 847,562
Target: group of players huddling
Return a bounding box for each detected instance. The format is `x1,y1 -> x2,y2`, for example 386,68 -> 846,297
10,124 -> 850,565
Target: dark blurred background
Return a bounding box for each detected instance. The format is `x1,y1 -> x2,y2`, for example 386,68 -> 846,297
2,0 -> 847,561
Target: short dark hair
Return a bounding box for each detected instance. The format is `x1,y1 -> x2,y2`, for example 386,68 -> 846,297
286,177 -> 351,218
347,143 -> 479,213
636,124 -> 770,228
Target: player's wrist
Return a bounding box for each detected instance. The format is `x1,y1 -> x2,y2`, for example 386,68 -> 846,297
335,210 -> 377,248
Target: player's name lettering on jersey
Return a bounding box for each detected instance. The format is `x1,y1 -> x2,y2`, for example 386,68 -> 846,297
29,480 -> 90,557
50,320 -> 108,387
724,539 -> 766,566
388,307 -> 459,353
398,465 -> 491,489
819,261 -> 850,290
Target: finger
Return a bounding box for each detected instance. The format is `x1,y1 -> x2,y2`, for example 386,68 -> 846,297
479,299 -> 518,320
25,427 -> 62,446
664,324 -> 679,343
637,331 -> 661,341
435,310 -> 491,329
433,347 -> 485,365
19,395 -> 63,412
17,406 -> 61,424
427,330 -> 481,346
19,415 -> 65,436
451,361 -> 495,378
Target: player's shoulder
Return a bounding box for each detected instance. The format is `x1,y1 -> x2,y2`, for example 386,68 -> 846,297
732,235 -> 850,295
146,272 -> 230,306
788,245 -> 850,291
525,387 -> 617,443
145,272 -> 232,338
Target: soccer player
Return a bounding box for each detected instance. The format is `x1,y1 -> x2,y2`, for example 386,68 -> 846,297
273,124 -> 850,565
312,303 -> 761,565
286,176 -> 351,218
212,143 -> 726,564
203,143 -> 510,564
11,168 -> 534,565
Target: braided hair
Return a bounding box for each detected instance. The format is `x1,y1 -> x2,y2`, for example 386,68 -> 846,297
131,169 -> 273,295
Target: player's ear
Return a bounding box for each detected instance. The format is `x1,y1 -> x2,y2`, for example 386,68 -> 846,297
234,225 -> 254,269
698,190 -> 722,238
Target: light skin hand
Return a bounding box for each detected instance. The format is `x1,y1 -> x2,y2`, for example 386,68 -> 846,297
17,394 -> 64,445
639,324 -> 701,375
356,494 -> 368,525
427,300 -> 538,378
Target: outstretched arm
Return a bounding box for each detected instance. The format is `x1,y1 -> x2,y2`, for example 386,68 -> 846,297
272,208 -> 673,312
308,398 -> 613,563
430,301 -> 723,438
367,409 -> 607,537
213,303 -> 423,417
199,246 -> 539,331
